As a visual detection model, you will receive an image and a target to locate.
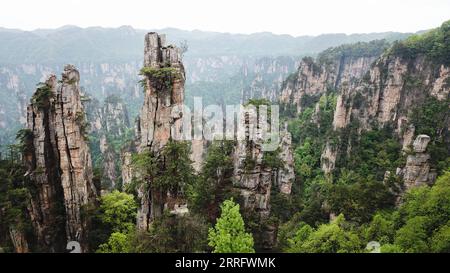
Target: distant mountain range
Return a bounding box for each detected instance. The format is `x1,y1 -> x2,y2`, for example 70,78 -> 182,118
0,25 -> 415,63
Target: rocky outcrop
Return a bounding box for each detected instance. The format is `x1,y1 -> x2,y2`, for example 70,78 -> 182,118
279,41 -> 387,114
397,135 -> 437,190
232,108 -> 294,249
135,33 -> 185,230
120,147 -> 135,188
321,32 -> 449,186
191,139 -> 205,173
331,55 -> 449,135
24,65 -> 98,252
276,125 -> 295,195
326,56 -> 449,161
136,33 -> 185,152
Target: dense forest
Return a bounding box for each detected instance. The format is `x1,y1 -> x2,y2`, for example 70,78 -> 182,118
0,20 -> 449,254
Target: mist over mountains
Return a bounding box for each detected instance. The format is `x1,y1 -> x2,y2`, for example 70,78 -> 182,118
0,25 -> 413,63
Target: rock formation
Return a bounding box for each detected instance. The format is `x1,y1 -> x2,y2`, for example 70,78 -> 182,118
232,107 -> 294,249
279,41 -> 388,114
24,65 -> 98,252
135,33 -> 185,230
84,95 -> 131,192
322,51 -> 450,176
397,135 -> 437,190
276,125 -> 295,195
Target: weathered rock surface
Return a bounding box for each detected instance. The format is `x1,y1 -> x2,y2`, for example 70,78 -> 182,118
24,65 -> 98,252
413,134 -> 431,153
322,54 -> 450,176
331,56 -> 449,135
135,33 -> 185,230
276,125 -> 295,195
398,135 -> 437,190
137,33 -> 185,152
232,108 -> 294,249
280,54 -> 378,114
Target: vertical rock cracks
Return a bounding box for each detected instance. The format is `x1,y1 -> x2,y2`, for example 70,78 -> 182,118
24,65 -> 98,252
135,33 -> 185,230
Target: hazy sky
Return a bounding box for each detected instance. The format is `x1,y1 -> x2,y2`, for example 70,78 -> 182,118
1,0 -> 449,36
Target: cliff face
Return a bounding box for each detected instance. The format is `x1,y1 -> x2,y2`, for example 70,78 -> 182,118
135,33 -> 185,230
332,55 -> 449,132
279,41 -> 390,115
25,65 -> 98,252
276,127 -> 295,195
8,227 -> 29,253
323,53 -> 450,176
87,96 -> 130,137
280,55 -> 378,114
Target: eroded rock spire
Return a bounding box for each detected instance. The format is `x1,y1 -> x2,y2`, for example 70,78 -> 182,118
25,65 -> 98,252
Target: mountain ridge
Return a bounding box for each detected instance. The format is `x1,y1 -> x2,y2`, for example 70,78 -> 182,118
0,25 -> 414,63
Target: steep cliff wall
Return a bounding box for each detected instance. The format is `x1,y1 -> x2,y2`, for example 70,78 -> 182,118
24,65 -> 98,252
332,55 -> 449,133
279,40 -> 389,115
321,23 -> 450,190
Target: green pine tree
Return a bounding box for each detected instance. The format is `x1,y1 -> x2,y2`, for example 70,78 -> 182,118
208,199 -> 255,253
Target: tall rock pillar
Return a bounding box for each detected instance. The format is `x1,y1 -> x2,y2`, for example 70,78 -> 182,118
25,65 -> 98,252
135,33 -> 185,230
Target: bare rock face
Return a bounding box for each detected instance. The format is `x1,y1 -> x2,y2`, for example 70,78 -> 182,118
331,56 -> 449,133
280,55 -> 377,114
191,139 -> 205,173
398,135 -> 437,191
120,150 -> 134,188
190,109 -> 206,173
25,65 -> 98,252
135,33 -> 185,230
276,125 -> 295,194
323,51 -> 449,176
321,143 -> 338,174
137,33 -> 185,152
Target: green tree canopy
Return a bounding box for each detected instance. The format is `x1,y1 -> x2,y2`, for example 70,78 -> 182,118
99,190 -> 137,233
286,214 -> 363,253
208,199 -> 255,253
